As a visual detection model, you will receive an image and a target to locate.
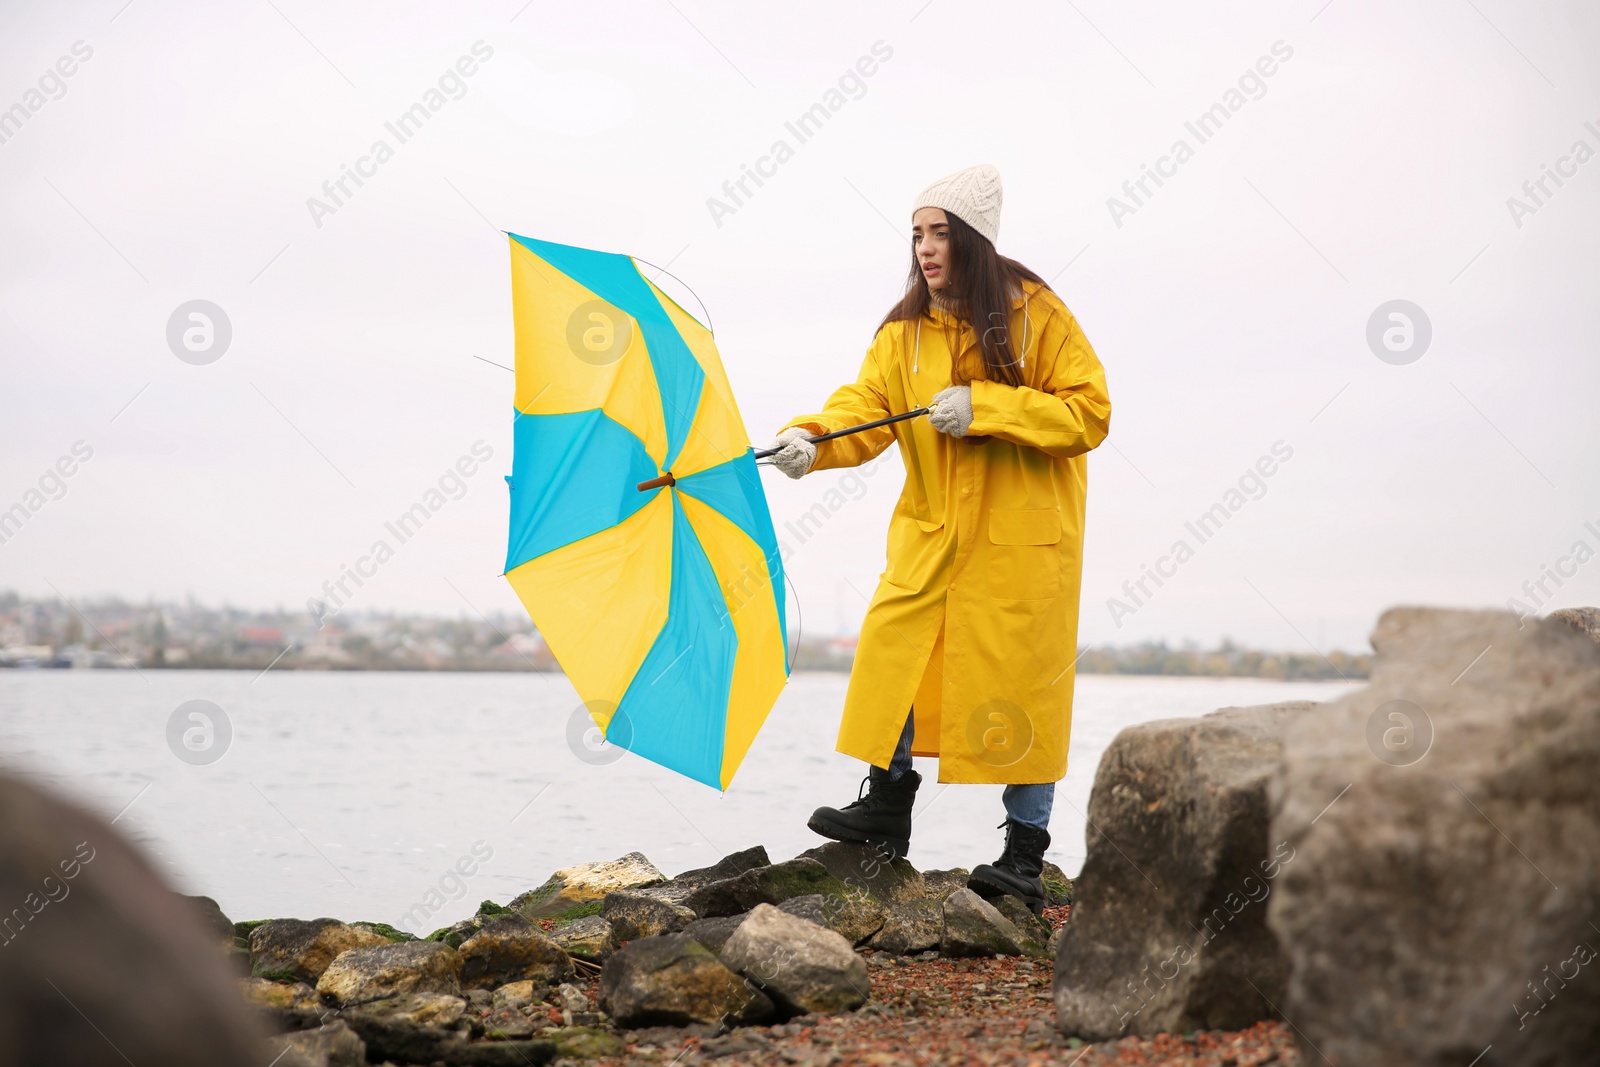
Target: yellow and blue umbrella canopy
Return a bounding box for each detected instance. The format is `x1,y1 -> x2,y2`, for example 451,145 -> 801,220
503,233 -> 789,789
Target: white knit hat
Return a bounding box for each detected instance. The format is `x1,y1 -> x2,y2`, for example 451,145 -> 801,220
910,163 -> 1003,246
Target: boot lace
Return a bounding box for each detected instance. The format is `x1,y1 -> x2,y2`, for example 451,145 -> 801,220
995,818 -> 1017,866
843,772 -> 899,812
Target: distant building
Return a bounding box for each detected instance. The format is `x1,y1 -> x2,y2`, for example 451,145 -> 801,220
238,627 -> 284,649
299,633 -> 348,664
0,645 -> 68,668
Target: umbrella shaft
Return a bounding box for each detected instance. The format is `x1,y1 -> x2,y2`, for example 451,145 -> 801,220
636,408 -> 930,491
751,407 -> 930,460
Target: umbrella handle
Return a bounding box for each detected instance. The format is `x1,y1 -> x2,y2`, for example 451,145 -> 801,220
638,472 -> 676,491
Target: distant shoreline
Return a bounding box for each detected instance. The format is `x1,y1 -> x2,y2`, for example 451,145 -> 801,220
0,590 -> 1371,681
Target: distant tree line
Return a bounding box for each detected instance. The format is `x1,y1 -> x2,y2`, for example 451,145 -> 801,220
1073,639 -> 1368,680
790,634 -> 1368,680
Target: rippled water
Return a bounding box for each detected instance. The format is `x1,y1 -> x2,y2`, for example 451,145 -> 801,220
0,669 -> 1358,931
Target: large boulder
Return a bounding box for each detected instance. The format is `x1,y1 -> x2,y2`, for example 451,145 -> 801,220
1053,701 -> 1319,1038
1268,607 -> 1600,1065
510,852 -> 664,918
316,940 -> 463,1005
599,932 -> 775,1027
455,914 -> 574,989
1548,605 -> 1600,643
0,772 -> 278,1065
719,904 -> 870,1015
249,918 -> 390,983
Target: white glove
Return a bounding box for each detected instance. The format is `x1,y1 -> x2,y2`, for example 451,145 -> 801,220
769,426 -> 817,479
928,386 -> 973,437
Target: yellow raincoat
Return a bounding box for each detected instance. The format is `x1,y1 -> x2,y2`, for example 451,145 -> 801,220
779,278 -> 1110,784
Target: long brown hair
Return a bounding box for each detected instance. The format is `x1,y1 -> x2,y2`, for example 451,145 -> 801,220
878,210 -> 1052,388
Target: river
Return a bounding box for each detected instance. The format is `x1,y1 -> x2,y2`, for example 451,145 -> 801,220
0,669 -> 1359,933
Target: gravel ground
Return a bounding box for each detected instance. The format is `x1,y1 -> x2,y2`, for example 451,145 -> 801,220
575,906 -> 1303,1067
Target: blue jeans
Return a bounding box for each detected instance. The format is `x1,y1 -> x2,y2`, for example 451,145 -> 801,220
885,707 -> 1055,831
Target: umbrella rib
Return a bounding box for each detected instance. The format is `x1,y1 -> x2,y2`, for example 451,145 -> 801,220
634,253 -> 713,333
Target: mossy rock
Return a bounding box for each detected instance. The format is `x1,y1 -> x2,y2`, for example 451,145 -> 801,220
550,900 -> 604,925
799,841 -> 928,904
239,977 -> 317,1010
759,859 -> 841,901
248,919 -> 392,984
552,1026 -> 624,1058
778,891 -> 885,946
992,902 -> 1056,940
423,920 -> 480,949
352,921 -> 417,942
1041,861 -> 1074,906
683,857 -> 849,918
233,918 -> 275,943
432,919 -> 480,950
548,915 -> 619,964
509,853 -> 665,919
476,899 -> 511,918
641,846 -> 772,906
253,967 -> 299,983
509,877 -> 564,916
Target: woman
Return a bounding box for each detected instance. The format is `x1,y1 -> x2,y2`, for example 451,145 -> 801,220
767,164 -> 1111,915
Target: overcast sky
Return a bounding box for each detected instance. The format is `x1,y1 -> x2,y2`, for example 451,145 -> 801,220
3,0 -> 1598,654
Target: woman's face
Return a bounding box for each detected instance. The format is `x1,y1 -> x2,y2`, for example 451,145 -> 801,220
912,207 -> 951,292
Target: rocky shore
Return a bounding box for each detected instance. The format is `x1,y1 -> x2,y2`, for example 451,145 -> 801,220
220,841 -> 1079,1066
222,844 -> 1306,1066
3,604 -> 1596,1066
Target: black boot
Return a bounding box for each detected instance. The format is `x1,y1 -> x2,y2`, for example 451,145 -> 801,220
807,765 -> 921,860
967,819 -> 1051,915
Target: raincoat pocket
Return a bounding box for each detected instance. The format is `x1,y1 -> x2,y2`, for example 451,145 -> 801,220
986,507 -> 1062,600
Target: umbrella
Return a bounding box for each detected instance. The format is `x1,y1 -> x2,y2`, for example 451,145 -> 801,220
502,232 -> 791,789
